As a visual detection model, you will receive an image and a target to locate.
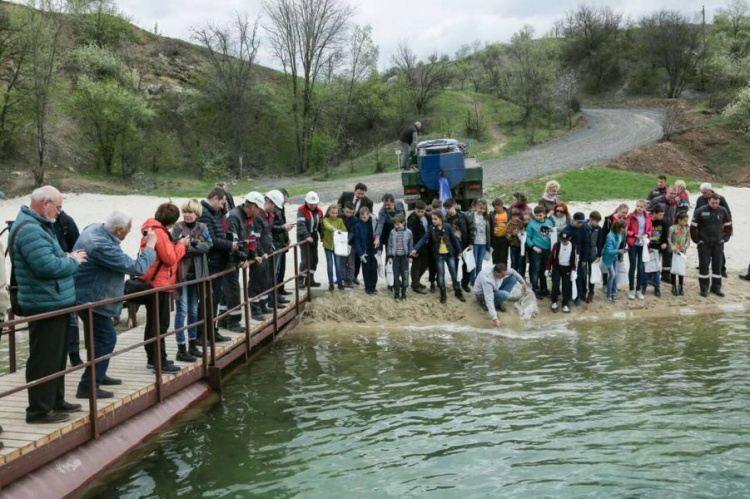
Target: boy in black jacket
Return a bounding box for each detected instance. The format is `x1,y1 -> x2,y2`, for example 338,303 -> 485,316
645,204 -> 668,297
407,200 -> 430,294
444,198 -> 475,293
546,231 -> 578,314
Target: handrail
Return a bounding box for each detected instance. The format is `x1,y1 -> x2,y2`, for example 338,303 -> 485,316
0,239 -> 312,437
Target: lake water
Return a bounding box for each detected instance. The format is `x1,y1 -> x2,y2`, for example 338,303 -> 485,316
88,314 -> 750,498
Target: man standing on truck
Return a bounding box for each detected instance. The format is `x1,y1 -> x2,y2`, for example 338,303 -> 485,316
399,121 -> 422,170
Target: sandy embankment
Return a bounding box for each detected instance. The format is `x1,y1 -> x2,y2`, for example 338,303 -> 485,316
0,187 -> 748,329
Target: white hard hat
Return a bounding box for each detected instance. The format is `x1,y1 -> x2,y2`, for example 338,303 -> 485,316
266,189 -> 284,209
244,191 -> 265,207
305,191 -> 320,205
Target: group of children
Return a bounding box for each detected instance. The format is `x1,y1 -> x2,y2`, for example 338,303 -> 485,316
314,177 -> 724,314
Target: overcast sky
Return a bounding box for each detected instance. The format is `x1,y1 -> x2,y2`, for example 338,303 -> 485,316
118,0 -> 719,69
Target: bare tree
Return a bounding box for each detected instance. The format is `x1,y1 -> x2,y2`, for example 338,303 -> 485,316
264,0 -> 354,174
391,42 -> 452,114
193,15 -> 260,178
0,9 -> 28,149
24,0 -> 68,186
563,5 -> 622,92
555,69 -> 579,129
640,10 -> 703,98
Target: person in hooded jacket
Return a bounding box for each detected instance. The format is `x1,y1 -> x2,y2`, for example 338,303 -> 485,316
297,191 -> 323,287
140,202 -> 190,373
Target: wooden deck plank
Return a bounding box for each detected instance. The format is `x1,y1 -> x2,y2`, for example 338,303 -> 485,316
0,297 -> 305,471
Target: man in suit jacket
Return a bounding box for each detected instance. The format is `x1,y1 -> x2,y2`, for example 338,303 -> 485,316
338,183 -> 374,284
338,182 -> 374,218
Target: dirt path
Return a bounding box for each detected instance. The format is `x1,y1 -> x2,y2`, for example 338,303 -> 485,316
291,108 -> 664,202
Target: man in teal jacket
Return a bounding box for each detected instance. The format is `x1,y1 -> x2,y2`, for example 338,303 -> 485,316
11,186 -> 87,424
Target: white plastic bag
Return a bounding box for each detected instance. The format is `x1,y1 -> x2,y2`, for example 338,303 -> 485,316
641,243 -> 651,263
644,250 -> 660,273
333,230 -> 350,257
385,260 -> 394,286
484,249 -> 492,261
514,289 -> 539,320
671,252 -> 686,276
463,247 -> 476,273
549,229 -> 558,249
520,232 -> 527,256
377,252 -> 384,278
571,273 -> 578,300
590,259 -> 603,284
599,259 -> 609,275
616,261 -> 629,286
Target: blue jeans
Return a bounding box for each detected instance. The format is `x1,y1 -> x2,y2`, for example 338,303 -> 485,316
470,244 -> 487,284
175,278 -> 199,344
474,274 -> 517,310
78,312 -> 116,391
436,254 -> 460,291
325,249 -> 343,285
628,245 -> 646,291
528,249 -> 549,292
606,261 -> 619,297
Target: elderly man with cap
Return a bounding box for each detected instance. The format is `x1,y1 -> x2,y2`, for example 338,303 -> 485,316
474,263 -> 527,327
268,189 -> 295,296
10,185 -> 87,423
297,191 -> 323,287
243,191 -> 277,322
399,121 -> 422,170
695,183 -> 732,277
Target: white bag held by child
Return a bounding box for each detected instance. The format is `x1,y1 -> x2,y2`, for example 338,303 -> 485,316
514,289 -> 539,320
333,230 -> 350,257
641,242 -> 651,263
644,250 -> 660,274
616,261 -> 629,286
590,259 -> 603,285
385,260 -> 394,287
549,229 -> 558,248
520,232 -> 527,256
671,252 -> 686,276
571,272 -> 578,300
462,247 -> 476,273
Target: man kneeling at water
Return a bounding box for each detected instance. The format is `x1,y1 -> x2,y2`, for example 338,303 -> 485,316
474,263 -> 527,327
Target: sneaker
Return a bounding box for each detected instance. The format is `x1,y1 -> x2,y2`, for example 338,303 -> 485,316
628,291 -> 636,300
147,362 -> 181,374
562,305 -> 570,313
574,298 -> 581,307
654,288 -> 662,298
551,303 -> 558,313
636,291 -> 645,300
76,388 -> 115,399
27,411 -> 70,424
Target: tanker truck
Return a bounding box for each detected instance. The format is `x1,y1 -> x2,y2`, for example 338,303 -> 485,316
401,139 -> 484,210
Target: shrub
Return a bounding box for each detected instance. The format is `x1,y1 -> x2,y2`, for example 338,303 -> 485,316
723,85 -> 750,136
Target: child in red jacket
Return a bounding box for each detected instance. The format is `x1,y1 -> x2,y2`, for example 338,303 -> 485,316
624,200 -> 653,300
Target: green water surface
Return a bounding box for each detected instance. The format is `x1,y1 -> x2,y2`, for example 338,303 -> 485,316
90,315 -> 750,498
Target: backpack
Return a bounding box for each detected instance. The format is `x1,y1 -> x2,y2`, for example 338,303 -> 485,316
7,220 -> 34,317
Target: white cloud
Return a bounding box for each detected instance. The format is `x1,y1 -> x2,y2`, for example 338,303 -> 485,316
117,0 -> 719,69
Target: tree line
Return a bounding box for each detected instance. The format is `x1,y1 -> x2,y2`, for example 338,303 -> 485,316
1,0 -> 749,187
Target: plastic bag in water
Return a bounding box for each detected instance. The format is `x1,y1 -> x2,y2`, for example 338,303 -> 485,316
514,289 -> 539,320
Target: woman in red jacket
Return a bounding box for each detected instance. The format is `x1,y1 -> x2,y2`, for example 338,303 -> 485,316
625,199 -> 653,300
140,203 -> 190,373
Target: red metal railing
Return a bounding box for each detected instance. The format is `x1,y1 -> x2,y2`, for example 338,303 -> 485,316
0,240 -> 313,473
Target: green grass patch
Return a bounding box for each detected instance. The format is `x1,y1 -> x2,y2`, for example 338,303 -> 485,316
486,167 -> 707,203
704,137 -> 750,178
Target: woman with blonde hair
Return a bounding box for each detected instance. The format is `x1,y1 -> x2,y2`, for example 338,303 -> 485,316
674,180 -> 691,208
538,180 -> 561,215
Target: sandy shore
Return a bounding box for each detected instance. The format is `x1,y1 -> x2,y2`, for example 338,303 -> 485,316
0,187 -> 748,328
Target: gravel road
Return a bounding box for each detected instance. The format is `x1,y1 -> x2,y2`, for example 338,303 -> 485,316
290,108 -> 665,202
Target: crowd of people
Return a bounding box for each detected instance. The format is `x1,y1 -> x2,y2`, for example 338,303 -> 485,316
0,174 -> 747,438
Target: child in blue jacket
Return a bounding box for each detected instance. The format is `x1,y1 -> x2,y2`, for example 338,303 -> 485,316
353,207 -> 379,294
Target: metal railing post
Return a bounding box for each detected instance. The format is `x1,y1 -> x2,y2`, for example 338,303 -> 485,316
294,244 -> 300,316
242,266 -> 252,356
152,292 -> 163,403
306,242 -> 312,301
85,308 -> 99,439
8,311 -> 16,373
201,280 -> 210,377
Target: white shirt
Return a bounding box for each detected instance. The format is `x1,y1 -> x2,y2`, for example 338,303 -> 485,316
559,242 -> 573,266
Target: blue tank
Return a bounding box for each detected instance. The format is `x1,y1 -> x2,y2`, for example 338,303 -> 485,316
417,139 -> 466,191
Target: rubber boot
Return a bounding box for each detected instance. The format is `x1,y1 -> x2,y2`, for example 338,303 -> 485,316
455,289 -> 466,303
176,344 -> 197,362
188,340 -> 203,358
699,277 -> 710,297
711,278 -> 724,297
440,288 -> 447,304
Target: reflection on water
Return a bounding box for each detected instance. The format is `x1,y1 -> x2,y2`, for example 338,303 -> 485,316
89,315 -> 750,498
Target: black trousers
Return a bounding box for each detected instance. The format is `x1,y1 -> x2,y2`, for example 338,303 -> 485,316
392,255 -> 410,292
428,251 -> 437,285
551,265 -> 573,307
144,291 -> 171,365
27,314 -> 69,419
411,250 -> 430,289
491,236 -> 509,266
300,236 -> 319,280
249,257 -> 271,299
698,241 -> 724,291
222,267 -> 242,326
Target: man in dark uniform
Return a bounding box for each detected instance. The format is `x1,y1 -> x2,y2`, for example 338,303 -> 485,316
695,182 -> 732,278
691,193 -> 732,297
399,121 -> 422,170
